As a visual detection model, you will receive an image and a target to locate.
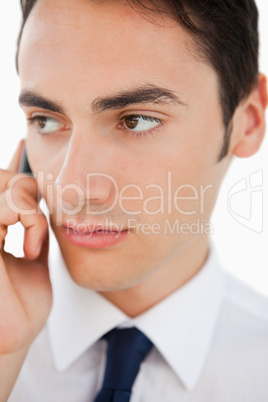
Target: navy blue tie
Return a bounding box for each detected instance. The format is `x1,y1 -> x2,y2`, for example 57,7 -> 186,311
94,327 -> 153,402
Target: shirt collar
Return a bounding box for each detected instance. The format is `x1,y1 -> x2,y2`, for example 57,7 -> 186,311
47,228 -> 224,392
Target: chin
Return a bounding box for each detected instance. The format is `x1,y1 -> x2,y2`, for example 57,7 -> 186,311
64,259 -> 142,292
56,239 -> 154,292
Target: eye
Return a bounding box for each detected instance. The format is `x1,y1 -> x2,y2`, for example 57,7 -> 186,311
122,115 -> 161,133
28,116 -> 65,134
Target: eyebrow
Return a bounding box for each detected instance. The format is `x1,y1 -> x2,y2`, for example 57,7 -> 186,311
19,92 -> 65,114
18,84 -> 186,115
91,85 -> 185,113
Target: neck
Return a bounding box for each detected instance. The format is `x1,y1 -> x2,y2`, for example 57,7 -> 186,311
99,235 -> 210,317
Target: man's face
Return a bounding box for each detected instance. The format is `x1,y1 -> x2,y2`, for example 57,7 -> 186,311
18,0 -> 232,291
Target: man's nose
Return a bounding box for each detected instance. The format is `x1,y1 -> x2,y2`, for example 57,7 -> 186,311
54,132 -> 116,208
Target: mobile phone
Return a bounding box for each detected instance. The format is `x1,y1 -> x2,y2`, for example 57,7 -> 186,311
18,143 -> 33,176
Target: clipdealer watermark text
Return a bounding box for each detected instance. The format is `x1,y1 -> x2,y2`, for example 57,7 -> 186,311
5,171 -> 214,220
66,218 -> 213,236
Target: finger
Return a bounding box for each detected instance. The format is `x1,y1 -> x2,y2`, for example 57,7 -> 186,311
7,139 -> 25,172
35,226 -> 49,266
0,225 -> 7,250
0,189 -> 48,259
0,169 -> 38,197
23,213 -> 49,260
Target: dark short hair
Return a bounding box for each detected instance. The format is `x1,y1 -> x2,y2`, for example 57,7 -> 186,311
17,0 -> 259,161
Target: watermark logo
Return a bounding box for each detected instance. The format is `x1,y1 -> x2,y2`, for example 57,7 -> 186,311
227,170 -> 263,233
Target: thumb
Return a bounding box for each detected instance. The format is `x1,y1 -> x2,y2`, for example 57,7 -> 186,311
7,139 -> 25,172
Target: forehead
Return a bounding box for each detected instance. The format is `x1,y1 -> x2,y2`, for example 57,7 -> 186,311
20,0 -> 193,46
18,0 -> 217,106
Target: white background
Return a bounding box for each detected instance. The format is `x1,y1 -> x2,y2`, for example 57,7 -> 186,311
0,1 -> 267,295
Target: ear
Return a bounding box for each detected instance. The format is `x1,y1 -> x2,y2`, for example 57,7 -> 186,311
233,73 -> 267,158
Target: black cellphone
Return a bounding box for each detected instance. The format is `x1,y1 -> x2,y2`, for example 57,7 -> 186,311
18,143 -> 33,176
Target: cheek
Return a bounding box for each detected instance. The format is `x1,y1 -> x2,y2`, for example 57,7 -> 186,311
26,132 -> 69,171
25,141 -> 59,216
124,131 -> 224,229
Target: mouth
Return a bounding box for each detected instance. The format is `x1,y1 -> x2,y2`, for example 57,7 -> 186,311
61,223 -> 129,249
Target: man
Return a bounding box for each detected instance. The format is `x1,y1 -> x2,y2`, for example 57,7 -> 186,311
0,0 -> 267,400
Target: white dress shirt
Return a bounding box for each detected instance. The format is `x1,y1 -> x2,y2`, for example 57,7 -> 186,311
8,230 -> 268,402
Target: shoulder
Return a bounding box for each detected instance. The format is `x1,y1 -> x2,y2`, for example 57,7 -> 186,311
214,269 -> 268,357
201,270 -> 268,400
222,270 -> 268,324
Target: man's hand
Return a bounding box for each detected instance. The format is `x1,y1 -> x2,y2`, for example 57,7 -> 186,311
0,139 -> 52,401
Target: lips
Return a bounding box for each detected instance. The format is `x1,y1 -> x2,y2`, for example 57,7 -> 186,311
61,222 -> 129,249
63,221 -> 127,233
